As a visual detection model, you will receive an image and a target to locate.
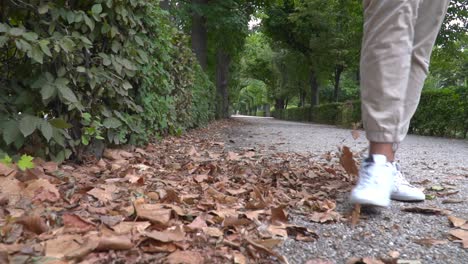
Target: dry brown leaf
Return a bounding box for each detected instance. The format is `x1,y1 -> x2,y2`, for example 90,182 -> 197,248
340,146 -> 358,176
271,206 -> 288,225
87,185 -> 118,203
42,162 -> 59,174
24,178 -> 60,202
253,239 -> 282,249
267,225 -> 288,238
134,203 -> 172,225
202,227 -> 223,237
227,152 -> 240,161
62,214 -> 96,233
233,253 -> 247,264
351,130 -> 360,140
0,163 -> 16,177
193,174 -> 208,183
161,189 -> 181,203
350,204 -> 361,228
223,217 -> 251,227
16,214 -> 49,235
414,238 -> 448,247
0,243 -> 23,254
145,225 -> 186,243
95,235 -> 133,251
448,215 -> 467,227
112,221 -> 151,235
44,234 -> 85,258
401,206 -> 450,215
187,215 -> 208,230
449,229 -> 468,248
141,241 -> 178,253
166,251 -> 204,264
226,188 -> 248,196
245,237 -> 289,264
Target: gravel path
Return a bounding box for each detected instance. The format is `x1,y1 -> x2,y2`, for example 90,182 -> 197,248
224,116 -> 468,264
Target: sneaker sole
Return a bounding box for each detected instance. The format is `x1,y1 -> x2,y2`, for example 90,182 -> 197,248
350,196 -> 390,207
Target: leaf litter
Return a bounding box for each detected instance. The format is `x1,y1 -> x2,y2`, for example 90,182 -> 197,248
2,120 -> 453,263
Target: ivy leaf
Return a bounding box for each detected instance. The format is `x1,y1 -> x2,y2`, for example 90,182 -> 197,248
39,40 -> 52,57
23,32 -> 38,41
49,118 -> 73,129
103,117 -> 122,129
84,15 -> 95,31
38,5 -> 49,14
41,84 -> 57,101
0,155 -> 12,165
92,4 -> 103,15
19,115 -> 41,137
40,120 -> 53,142
55,78 -> 78,103
30,45 -> 44,64
9,27 -> 25,36
77,66 -> 86,73
18,155 -> 35,171
2,120 -> 21,145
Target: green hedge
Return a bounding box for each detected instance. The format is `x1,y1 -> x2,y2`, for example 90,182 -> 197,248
0,1 -> 215,161
273,88 -> 467,139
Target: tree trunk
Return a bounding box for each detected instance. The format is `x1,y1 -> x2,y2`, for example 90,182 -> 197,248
310,70 -> 319,107
333,64 -> 344,102
191,0 -> 208,70
275,98 -> 285,110
215,50 -> 231,119
299,90 -> 306,107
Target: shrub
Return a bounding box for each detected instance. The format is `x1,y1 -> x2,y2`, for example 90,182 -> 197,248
0,1 -> 215,161
273,88 -> 468,138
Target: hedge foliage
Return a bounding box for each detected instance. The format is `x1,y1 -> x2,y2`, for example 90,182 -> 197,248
273,88 -> 468,139
0,1 -> 215,161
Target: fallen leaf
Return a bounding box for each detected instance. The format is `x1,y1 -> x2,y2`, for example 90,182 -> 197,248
401,206 -> 450,215
112,221 -> 151,235
414,238 -> 448,247
134,203 -> 172,226
448,215 -> 467,227
350,204 -> 361,228
202,227 -> 223,237
166,251 -> 204,264
245,237 -> 289,264
87,185 -> 118,203
253,238 -> 282,249
193,174 -> 208,183
234,253 -> 247,264
0,163 -> 16,177
227,152 -> 240,161
430,185 -> 445,191
145,225 -> 186,243
94,235 -> 133,251
340,146 -> 358,176
187,215 -> 208,230
442,199 -> 463,204
271,206 -> 288,224
24,179 -> 60,202
62,214 -> 96,233
16,214 -> 49,234
449,229 -> 468,248
351,130 -> 360,140
44,235 -> 85,258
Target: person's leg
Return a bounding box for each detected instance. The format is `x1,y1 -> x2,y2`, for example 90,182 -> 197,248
352,0 -> 421,207
391,0 -> 451,201
399,0 -> 451,138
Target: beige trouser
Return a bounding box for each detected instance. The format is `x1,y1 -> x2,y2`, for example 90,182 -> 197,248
360,0 -> 451,143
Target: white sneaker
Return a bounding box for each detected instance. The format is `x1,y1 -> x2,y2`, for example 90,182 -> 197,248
391,163 -> 425,202
350,155 -> 394,207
